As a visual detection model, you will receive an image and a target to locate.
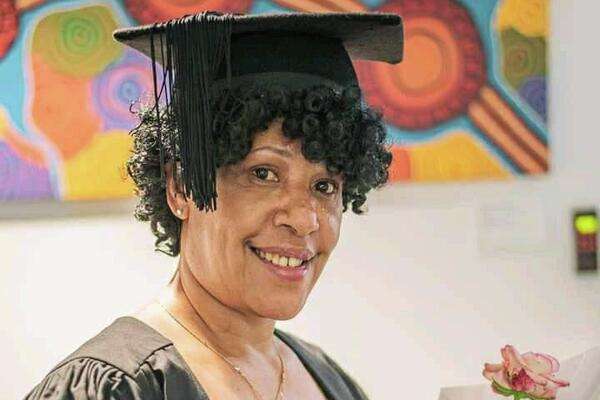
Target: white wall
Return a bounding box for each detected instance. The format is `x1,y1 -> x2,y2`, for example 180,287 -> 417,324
2,1 -> 599,399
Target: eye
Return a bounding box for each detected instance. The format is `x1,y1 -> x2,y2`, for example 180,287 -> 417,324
252,167 -> 279,182
314,180 -> 338,195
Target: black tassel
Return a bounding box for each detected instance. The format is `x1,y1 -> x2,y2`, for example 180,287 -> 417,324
149,29 -> 164,181
148,12 -> 233,212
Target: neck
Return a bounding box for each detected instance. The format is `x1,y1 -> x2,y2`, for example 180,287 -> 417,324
161,256 -> 277,359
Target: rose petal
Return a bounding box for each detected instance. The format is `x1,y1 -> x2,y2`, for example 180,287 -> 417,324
521,360 -> 570,387
522,352 -> 560,375
483,362 -> 503,374
485,346 -> 569,399
527,379 -> 563,399
511,368 -> 536,392
501,345 -> 527,373
544,376 -> 570,387
521,366 -> 555,386
482,365 -> 513,390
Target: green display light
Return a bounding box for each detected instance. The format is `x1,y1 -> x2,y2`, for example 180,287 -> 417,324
575,215 -> 599,235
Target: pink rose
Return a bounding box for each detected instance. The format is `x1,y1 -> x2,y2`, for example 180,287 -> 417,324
483,345 -> 570,399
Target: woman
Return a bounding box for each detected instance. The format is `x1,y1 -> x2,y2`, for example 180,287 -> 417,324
25,11 -> 403,400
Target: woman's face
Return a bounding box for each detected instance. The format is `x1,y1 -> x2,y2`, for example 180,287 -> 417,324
174,119 -> 343,320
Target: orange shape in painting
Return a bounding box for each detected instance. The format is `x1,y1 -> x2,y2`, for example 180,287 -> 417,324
125,0 -> 253,24
15,0 -> 47,11
355,0 -> 487,130
388,145 -> 411,182
408,132 -> 511,181
30,53 -> 100,160
271,0 -> 365,12
380,17 -> 462,110
63,130 -> 134,200
400,34 -> 445,92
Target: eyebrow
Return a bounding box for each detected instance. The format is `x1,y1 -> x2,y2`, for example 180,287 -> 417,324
249,145 -> 293,158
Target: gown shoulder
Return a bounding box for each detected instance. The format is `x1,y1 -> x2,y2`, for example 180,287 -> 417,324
23,357 -> 151,400
23,316 -> 179,400
24,317 -> 368,400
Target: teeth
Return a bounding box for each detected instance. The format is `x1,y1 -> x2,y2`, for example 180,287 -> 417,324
254,249 -> 305,268
288,257 -> 302,267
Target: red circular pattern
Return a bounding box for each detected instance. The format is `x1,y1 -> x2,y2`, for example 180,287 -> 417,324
125,0 -> 253,24
0,0 -> 18,59
354,0 -> 487,130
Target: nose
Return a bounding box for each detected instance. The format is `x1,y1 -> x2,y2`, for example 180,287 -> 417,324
273,188 -> 319,237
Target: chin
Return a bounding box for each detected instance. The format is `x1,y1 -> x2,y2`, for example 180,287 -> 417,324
253,296 -> 308,321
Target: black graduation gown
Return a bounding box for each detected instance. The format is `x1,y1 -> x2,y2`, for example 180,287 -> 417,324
24,316 -> 369,399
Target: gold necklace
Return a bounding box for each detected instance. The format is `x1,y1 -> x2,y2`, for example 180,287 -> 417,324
157,300 -> 286,400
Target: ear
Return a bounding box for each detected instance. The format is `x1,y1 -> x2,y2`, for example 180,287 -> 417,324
165,163 -> 188,220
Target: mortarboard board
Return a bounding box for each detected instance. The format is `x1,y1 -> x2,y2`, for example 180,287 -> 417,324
113,11 -> 403,213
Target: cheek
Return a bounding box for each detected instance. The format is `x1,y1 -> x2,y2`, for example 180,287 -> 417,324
185,205 -> 240,257
320,208 -> 342,251
184,213 -> 217,260
218,177 -> 273,218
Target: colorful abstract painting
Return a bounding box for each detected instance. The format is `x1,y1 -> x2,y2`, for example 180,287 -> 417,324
354,0 -> 549,182
0,0 -> 548,202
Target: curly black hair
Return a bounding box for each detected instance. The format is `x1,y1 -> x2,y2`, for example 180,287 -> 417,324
126,84 -> 393,257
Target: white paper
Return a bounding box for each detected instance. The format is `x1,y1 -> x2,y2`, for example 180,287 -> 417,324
555,346 -> 600,400
438,346 -> 600,400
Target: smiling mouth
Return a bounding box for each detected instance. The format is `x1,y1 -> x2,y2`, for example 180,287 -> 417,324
249,246 -> 312,269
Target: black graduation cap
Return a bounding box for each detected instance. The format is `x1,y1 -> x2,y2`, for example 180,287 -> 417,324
113,12 -> 403,213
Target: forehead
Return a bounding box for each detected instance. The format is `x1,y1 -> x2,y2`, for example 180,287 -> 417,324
250,119 -> 300,153
246,119 -> 340,178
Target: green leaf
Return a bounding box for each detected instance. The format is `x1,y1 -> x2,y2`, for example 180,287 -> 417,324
491,381 -> 550,400
492,382 -> 515,396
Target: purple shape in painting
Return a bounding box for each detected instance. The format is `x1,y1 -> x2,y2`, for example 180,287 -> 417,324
0,141 -> 53,200
519,76 -> 547,121
92,49 -> 161,131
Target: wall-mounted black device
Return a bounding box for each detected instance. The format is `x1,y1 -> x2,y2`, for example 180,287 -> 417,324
573,208 -> 598,272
